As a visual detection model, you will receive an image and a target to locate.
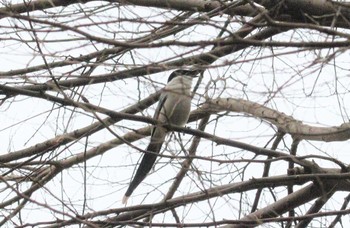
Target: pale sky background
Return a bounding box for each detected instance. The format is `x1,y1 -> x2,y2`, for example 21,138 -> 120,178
1,1 -> 350,227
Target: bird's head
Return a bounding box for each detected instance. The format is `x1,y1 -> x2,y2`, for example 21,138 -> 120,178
167,69 -> 201,83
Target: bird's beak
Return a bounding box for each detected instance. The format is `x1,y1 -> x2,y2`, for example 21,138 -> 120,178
191,69 -> 202,77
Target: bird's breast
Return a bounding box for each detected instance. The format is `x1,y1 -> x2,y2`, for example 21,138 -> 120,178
160,93 -> 191,127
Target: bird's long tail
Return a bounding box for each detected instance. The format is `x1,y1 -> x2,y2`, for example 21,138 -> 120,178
122,126 -> 166,204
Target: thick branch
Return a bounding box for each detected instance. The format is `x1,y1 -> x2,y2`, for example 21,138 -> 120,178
3,0 -> 349,28
203,98 -> 350,141
1,15 -> 280,94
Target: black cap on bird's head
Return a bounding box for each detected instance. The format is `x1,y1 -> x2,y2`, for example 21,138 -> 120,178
167,68 -> 201,83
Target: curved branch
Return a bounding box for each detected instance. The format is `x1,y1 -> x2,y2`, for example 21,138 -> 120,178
202,98 -> 350,141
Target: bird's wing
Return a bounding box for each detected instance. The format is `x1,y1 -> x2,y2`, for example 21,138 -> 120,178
151,92 -> 167,132
122,93 -> 168,204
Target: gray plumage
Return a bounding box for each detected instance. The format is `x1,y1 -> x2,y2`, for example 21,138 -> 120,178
122,69 -> 199,204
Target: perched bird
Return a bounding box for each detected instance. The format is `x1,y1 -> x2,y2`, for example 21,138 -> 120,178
122,69 -> 200,204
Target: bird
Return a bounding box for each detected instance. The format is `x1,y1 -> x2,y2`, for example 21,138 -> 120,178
122,69 -> 200,204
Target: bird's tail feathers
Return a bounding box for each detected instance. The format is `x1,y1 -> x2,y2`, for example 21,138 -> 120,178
122,195 -> 129,205
123,138 -> 164,202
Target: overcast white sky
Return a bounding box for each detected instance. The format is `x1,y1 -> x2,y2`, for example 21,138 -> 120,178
1,1 -> 350,227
